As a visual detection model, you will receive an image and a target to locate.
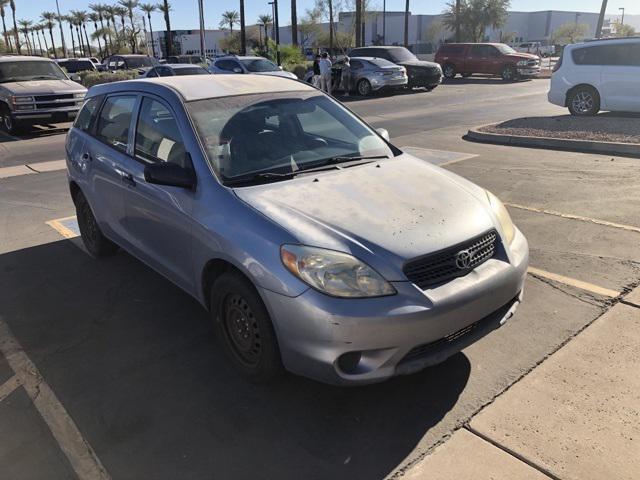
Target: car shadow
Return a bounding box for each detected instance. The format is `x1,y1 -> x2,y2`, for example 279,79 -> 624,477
442,76 -> 532,85
0,239 -> 471,480
0,123 -> 70,143
336,87 -> 430,103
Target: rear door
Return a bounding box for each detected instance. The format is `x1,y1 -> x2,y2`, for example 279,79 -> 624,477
599,42 -> 640,112
117,94 -> 196,291
85,94 -> 137,243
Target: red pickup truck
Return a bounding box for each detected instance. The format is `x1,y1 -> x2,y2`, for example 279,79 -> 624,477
435,43 -> 541,81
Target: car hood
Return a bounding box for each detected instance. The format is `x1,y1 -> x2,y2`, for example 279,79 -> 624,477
0,79 -> 86,94
399,59 -> 441,69
506,53 -> 539,61
234,154 -> 495,280
254,70 -> 297,79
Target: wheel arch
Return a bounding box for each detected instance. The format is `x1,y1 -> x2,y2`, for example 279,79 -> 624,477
69,180 -> 82,207
565,83 -> 601,107
201,258 -> 254,312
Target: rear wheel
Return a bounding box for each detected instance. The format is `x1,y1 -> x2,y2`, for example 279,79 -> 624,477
568,86 -> 600,116
442,63 -> 456,79
75,191 -> 118,258
211,271 -> 283,383
357,78 -> 372,96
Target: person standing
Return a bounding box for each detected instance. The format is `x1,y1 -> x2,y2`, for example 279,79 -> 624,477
341,56 -> 351,96
319,52 -> 332,95
312,54 -> 321,88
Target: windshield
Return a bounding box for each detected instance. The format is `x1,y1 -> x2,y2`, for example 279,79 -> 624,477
241,59 -> 279,72
0,60 -> 68,83
175,67 -> 208,76
125,56 -> 158,68
496,44 -> 517,54
388,48 -> 417,62
187,91 -> 394,184
59,60 -> 94,73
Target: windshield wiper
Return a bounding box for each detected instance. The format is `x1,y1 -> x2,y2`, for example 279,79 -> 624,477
31,75 -> 60,80
225,171 -> 296,186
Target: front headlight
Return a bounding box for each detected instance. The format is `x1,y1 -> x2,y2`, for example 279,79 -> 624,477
74,92 -> 86,98
11,95 -> 34,104
486,191 -> 516,245
517,60 -> 528,67
281,245 -> 396,298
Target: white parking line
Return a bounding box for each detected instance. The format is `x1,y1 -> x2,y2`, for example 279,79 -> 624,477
528,267 -> 621,298
506,203 -> 640,234
0,375 -> 22,403
0,317 -> 111,479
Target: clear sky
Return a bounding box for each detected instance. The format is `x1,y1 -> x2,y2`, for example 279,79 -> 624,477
11,0 -> 637,32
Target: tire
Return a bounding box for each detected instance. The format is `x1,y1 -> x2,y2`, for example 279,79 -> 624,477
75,191 -> 118,258
357,78 -> 372,96
462,73 -> 472,78
501,65 -> 517,81
568,86 -> 600,116
442,63 -> 456,79
0,105 -> 22,135
211,271 -> 283,383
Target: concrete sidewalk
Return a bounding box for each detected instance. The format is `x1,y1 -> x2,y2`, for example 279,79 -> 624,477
407,287 -> 640,480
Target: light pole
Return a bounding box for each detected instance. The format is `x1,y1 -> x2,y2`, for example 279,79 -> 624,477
595,0 -> 608,38
55,0 -> 67,57
382,0 -> 386,44
268,0 -> 280,65
619,7 -> 625,25
198,0 -> 206,58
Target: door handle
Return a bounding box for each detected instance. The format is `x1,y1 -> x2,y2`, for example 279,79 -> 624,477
115,168 -> 136,187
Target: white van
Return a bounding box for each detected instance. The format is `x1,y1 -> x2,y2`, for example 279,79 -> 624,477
548,37 -> 640,116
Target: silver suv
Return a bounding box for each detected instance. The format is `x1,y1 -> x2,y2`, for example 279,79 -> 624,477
0,55 -> 87,134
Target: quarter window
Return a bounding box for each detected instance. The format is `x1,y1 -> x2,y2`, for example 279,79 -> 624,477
95,95 -> 136,153
74,95 -> 103,132
135,97 -> 186,165
572,44 -> 638,66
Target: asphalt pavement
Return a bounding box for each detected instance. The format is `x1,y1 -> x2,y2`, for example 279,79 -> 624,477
0,78 -> 638,480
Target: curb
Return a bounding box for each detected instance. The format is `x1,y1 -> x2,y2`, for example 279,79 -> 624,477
465,125 -> 640,158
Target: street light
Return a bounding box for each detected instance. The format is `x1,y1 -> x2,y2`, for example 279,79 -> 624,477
198,0 -> 206,58
619,7 -> 625,25
268,0 -> 280,65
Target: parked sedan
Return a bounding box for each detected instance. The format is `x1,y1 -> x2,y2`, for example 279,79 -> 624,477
143,64 -> 210,78
304,57 -> 407,96
209,55 -> 297,79
66,75 -> 528,385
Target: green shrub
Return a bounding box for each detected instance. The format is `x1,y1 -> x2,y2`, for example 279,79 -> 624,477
288,64 -> 308,80
79,70 -> 140,89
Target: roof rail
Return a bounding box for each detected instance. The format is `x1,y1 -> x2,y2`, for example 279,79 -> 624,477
585,36 -> 640,42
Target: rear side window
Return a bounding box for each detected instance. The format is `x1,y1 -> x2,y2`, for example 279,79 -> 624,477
74,95 -> 102,132
439,45 -> 464,55
572,43 -> 639,66
351,60 -> 364,69
216,60 -> 241,72
95,95 -> 136,153
135,97 -> 186,166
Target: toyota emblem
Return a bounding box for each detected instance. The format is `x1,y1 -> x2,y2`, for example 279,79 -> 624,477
455,250 -> 472,270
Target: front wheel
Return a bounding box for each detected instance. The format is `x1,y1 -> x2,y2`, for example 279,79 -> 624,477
357,79 -> 372,96
501,65 -> 517,81
0,106 -> 22,135
211,271 -> 283,383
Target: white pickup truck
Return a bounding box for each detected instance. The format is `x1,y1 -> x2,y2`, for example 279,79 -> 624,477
0,55 -> 87,134
515,42 -> 555,57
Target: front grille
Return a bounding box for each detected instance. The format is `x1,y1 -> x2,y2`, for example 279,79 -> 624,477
399,296 -> 517,365
403,230 -> 498,289
527,59 -> 540,67
35,94 -> 74,102
410,66 -> 440,78
36,101 -> 76,109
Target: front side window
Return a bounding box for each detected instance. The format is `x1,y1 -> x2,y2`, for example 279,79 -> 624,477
216,60 -> 241,72
495,44 -> 516,55
74,95 -> 103,132
186,91 -> 394,183
124,56 -> 157,68
135,97 -> 186,165
0,61 -> 67,83
95,95 -> 136,153
240,59 -> 279,72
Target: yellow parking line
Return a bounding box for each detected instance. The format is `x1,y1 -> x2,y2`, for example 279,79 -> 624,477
528,267 -> 621,298
0,318 -> 111,479
0,375 -> 22,403
506,203 -> 640,234
46,216 -> 79,239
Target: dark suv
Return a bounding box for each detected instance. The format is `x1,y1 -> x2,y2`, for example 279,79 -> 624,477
348,46 -> 442,90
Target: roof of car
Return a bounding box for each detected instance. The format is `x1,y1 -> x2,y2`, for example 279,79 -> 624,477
89,74 -> 312,102
0,55 -> 54,62
163,63 -> 207,69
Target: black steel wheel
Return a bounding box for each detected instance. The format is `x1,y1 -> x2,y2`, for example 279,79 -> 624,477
75,191 -> 118,258
442,64 -> 456,79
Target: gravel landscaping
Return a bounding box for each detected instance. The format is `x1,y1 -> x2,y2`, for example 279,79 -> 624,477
480,114 -> 640,144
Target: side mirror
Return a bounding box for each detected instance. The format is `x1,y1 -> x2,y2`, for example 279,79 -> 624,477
233,67 -> 243,73
376,128 -> 390,142
144,162 -> 196,190
70,74 -> 82,82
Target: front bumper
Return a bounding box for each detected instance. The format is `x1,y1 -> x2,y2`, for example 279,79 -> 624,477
517,67 -> 541,77
408,72 -> 442,87
12,107 -> 79,124
371,76 -> 409,91
261,229 -> 529,385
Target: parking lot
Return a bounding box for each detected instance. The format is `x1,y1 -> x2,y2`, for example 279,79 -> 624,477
1,77 -> 639,479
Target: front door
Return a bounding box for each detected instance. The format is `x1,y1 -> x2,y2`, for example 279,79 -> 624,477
118,95 -> 196,292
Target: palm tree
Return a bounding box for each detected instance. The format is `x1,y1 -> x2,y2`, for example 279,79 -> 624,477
257,14 -> 271,46
103,5 -> 116,53
30,25 -> 37,55
220,10 -> 239,34
65,15 -> 77,57
34,24 -> 44,56
290,0 -> 297,46
119,0 -> 139,53
139,3 -> 156,57
114,6 -> 127,49
38,24 -> 49,57
0,1 -> 11,53
157,1 -> 172,57
70,11 -> 86,56
79,11 -> 93,57
9,0 -> 19,54
41,12 -> 57,58
17,19 -> 32,55
88,13 -> 102,58
90,3 -> 110,55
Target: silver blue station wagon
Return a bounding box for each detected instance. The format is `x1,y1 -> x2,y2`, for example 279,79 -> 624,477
65,75 -> 529,385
